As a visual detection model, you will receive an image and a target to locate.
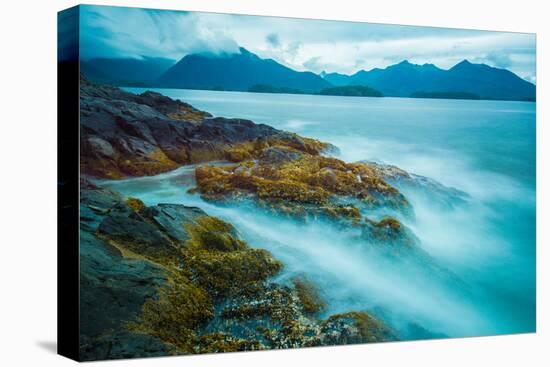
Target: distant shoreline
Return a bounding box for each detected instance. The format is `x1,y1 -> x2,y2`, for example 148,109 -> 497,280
120,84 -> 536,103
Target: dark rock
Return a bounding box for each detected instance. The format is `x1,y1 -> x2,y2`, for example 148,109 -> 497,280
79,331 -> 174,361
79,76 -> 308,179
79,181 -> 398,358
147,204 -> 205,243
367,161 -> 469,208
194,154 -> 411,223
259,146 -> 303,165
362,216 -> 418,251
79,183 -> 170,360
80,76 -> 339,179
320,312 -> 396,345
96,212 -> 180,261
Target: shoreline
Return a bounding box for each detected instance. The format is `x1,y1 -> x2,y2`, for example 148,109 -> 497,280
116,85 -> 536,103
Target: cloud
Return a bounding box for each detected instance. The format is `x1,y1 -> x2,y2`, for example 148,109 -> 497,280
285,41 -> 301,58
79,5 -> 535,80
266,33 -> 280,48
79,5 -> 240,60
485,51 -> 512,68
303,56 -> 321,70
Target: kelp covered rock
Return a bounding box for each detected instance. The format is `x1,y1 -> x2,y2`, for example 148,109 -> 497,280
80,180 -> 395,359
293,277 -> 327,314
183,216 -> 283,298
213,281 -> 394,350
362,216 -> 418,252
320,312 -> 396,345
193,141 -> 410,223
79,182 -> 174,360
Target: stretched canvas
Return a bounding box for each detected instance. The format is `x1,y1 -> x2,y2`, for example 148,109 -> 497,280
57,4 -> 536,361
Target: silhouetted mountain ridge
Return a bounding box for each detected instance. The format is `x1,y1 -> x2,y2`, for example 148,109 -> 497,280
81,57 -> 175,86
323,59 -> 535,101
157,47 -> 331,92
79,48 -> 535,101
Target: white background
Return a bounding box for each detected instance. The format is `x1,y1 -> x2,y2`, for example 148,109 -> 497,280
0,0 -> 547,365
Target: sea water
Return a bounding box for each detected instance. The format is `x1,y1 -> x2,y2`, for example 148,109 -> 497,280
108,88 -> 535,339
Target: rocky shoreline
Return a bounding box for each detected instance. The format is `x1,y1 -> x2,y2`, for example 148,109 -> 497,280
79,77 -> 460,360
80,180 -> 396,360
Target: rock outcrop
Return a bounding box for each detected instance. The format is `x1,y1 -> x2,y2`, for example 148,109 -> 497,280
79,180 -> 396,360
192,140 -> 411,226
367,161 -> 469,208
80,76 -> 334,179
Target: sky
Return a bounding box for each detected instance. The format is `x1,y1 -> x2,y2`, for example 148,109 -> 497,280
79,5 -> 536,83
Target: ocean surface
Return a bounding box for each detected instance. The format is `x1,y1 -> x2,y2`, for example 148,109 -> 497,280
110,88 -> 535,339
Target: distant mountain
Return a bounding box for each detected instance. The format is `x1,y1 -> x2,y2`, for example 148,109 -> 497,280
157,48 -> 331,92
248,84 -> 307,94
444,60 -> 535,101
81,49 -> 535,101
320,71 -> 353,87
410,91 -> 480,100
81,57 -> 175,86
320,85 -> 383,97
323,60 -> 535,101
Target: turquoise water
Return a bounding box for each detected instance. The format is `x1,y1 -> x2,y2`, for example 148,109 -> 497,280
117,88 -> 536,338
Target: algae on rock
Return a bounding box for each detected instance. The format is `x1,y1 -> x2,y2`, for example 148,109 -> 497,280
80,180 -> 397,359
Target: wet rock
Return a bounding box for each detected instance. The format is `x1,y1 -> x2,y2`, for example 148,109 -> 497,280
135,91 -> 212,123
197,333 -> 264,353
147,204 -> 205,243
79,184 -> 170,360
367,161 -> 469,208
362,216 -> 418,251
320,312 -> 396,345
127,271 -> 214,354
96,212 -> 181,261
292,277 -> 326,314
80,76 -> 333,179
259,146 -> 303,165
79,181 -> 397,358
193,153 -> 410,223
87,136 -> 115,158
79,331 -> 174,361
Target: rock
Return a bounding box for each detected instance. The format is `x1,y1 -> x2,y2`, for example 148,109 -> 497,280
292,277 -> 326,314
79,183 -> 170,360
79,331 -> 174,361
320,312 -> 396,345
96,212 -> 180,261
87,136 -> 115,158
80,76 -> 333,179
367,161 -> 469,208
362,216 -> 418,251
259,146 -> 303,165
147,204 -> 205,243
135,91 -> 212,123
79,180 -> 397,358
193,153 -> 410,223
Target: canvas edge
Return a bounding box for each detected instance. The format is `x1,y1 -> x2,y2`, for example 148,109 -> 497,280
57,4 -> 81,362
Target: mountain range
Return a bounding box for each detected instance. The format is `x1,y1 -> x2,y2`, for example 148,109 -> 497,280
80,48 -> 536,101
157,48 -> 331,92
80,57 -> 175,86
322,60 -> 535,101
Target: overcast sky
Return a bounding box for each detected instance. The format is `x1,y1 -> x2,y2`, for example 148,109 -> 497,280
79,5 -> 536,83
